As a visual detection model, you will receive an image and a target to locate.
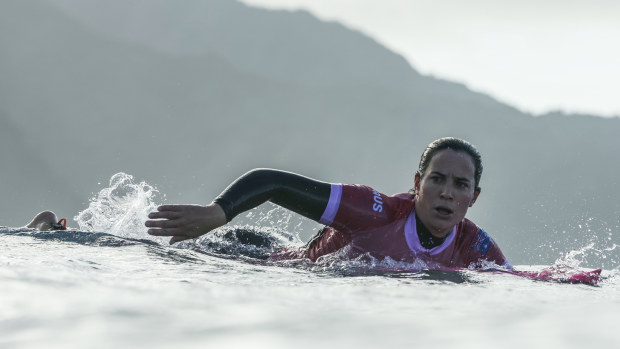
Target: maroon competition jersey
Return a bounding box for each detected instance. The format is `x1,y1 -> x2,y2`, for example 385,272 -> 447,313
270,184 -> 511,269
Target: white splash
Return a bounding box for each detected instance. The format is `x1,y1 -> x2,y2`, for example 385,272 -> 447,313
74,172 -> 164,243
244,203 -> 306,244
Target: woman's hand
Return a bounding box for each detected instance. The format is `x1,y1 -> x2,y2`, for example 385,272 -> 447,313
145,203 -> 227,244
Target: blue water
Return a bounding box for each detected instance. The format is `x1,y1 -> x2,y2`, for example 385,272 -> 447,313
2,173 -> 619,348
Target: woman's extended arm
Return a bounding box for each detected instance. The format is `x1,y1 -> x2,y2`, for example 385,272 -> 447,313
146,169 -> 331,244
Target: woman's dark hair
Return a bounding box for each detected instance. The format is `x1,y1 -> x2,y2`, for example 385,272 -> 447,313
415,137 -> 483,191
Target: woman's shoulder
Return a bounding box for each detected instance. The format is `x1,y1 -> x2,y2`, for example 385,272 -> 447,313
336,185 -> 415,221
457,217 -> 482,236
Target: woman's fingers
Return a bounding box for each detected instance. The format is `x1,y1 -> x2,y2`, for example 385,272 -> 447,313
145,218 -> 182,229
145,208 -> 193,238
146,204 -> 226,244
148,210 -> 182,220
157,205 -> 183,212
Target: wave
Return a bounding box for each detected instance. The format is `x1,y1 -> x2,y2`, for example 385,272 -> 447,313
2,224 -> 614,286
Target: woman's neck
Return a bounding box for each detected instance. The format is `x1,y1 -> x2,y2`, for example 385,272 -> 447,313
415,212 -> 447,249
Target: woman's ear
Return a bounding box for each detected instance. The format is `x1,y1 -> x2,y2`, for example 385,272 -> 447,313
414,172 -> 421,195
469,188 -> 481,207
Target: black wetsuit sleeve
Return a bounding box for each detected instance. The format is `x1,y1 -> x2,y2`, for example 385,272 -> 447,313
213,168 -> 332,223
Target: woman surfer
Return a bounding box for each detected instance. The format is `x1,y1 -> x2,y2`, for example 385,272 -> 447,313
146,137 -> 511,269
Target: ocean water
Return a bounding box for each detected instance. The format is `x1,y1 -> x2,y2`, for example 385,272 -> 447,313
2,173 -> 619,349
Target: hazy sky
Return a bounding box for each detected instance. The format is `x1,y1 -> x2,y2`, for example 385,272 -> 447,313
242,0 -> 620,117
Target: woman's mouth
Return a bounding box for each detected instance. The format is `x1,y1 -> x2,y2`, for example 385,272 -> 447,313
434,206 -> 454,216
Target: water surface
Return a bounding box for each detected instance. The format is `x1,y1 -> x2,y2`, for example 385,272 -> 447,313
2,173 -> 618,348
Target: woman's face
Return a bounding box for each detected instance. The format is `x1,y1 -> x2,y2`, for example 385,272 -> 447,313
414,149 -> 480,237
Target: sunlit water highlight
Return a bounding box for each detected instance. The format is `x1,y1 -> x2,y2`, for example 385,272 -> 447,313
2,173 -> 619,348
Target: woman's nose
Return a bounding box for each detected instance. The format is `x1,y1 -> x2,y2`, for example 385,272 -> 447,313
440,184 -> 454,199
